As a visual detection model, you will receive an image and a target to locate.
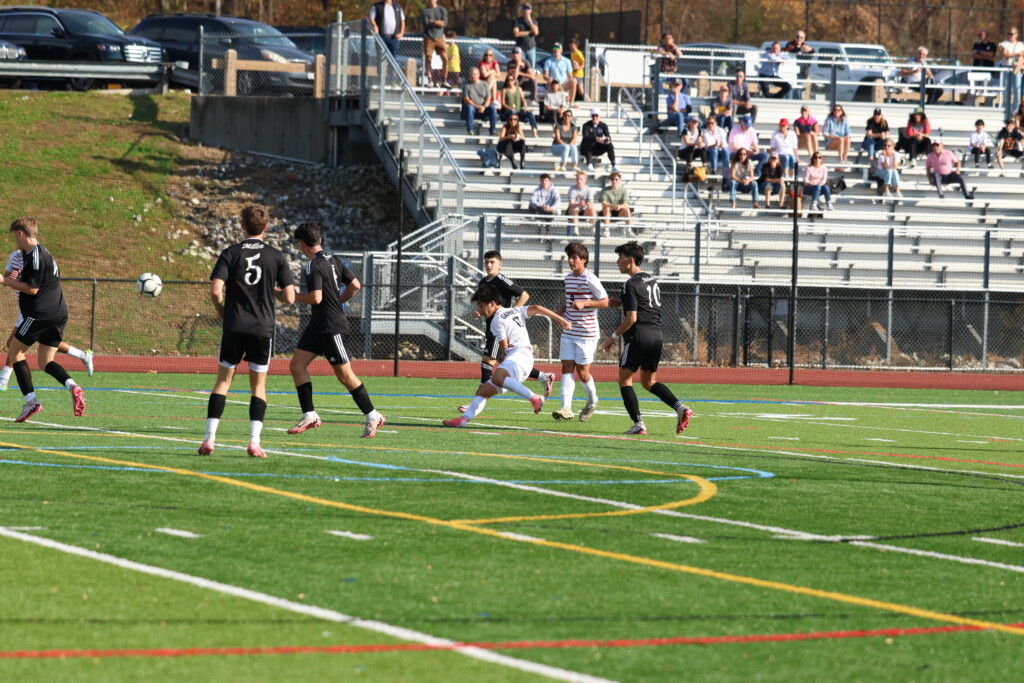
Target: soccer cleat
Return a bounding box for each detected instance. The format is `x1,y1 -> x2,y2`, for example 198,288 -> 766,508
552,407 -> 574,420
457,404 -> 469,413
197,440 -> 214,455
247,443 -> 267,458
541,372 -> 554,398
529,394 -> 544,414
579,402 -> 597,422
287,414 -> 321,434
83,349 -> 94,377
442,416 -> 469,428
624,421 -> 647,435
676,406 -> 694,434
70,385 -> 85,417
15,401 -> 42,423
361,413 -> 386,439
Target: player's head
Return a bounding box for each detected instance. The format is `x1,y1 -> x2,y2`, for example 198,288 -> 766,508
565,241 -> 589,272
614,241 -> 644,273
240,204 -> 270,237
294,222 -> 323,248
9,217 -> 38,249
482,250 -> 502,277
471,284 -> 501,316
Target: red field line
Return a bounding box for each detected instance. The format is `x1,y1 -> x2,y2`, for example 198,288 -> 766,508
5,622 -> 1021,659
86,357 -> 1024,391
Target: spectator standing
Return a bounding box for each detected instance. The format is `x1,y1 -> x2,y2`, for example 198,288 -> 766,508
479,48 -> 501,99
970,119 -> 992,168
552,110 -> 580,171
727,115 -> 767,175
367,0 -> 405,58
421,0 -> 448,87
701,117 -> 730,175
1013,101 -> 1024,127
972,29 -> 997,68
997,28 -> 1024,110
794,105 -> 820,157
581,109 -> 619,172
678,116 -> 705,166
648,79 -> 691,135
445,30 -> 460,87
784,30 -> 815,82
874,139 -> 902,197
898,109 -> 931,166
729,70 -> 757,122
498,113 -> 528,169
803,152 -> 833,210
996,118 -> 1024,169
542,80 -> 568,124
861,107 -> 890,161
769,118 -> 799,177
506,47 -> 538,101
757,42 -> 793,99
566,171 -> 597,235
726,148 -> 760,209
462,67 -> 498,136
500,74 -> 539,135
568,38 -> 587,103
528,173 -> 560,215
926,140 -> 973,201
655,32 -> 683,83
512,4 -> 540,73
545,43 -> 578,106
600,172 -> 633,235
901,46 -> 940,105
758,151 -> 786,208
823,104 -> 851,171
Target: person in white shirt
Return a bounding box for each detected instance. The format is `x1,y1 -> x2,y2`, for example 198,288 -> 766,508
552,242 -> 608,422
566,171 -> 597,235
700,117 -> 729,174
367,0 -> 405,57
998,27 -> 1024,109
443,286 -> 569,427
970,119 -> 993,168
728,115 -> 767,175
900,46 -> 940,104
874,138 -> 902,197
769,118 -> 800,178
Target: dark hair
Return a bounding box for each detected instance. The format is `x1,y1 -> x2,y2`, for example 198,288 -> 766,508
9,216 -> 37,238
539,173 -> 551,181
483,250 -> 503,261
615,241 -> 644,266
564,241 -> 589,265
240,205 -> 269,236
471,284 -> 500,304
975,119 -> 985,126
294,222 -> 322,247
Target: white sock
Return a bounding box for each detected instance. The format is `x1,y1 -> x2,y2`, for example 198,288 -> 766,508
303,410 -> 318,421
538,371 -> 552,383
65,346 -> 86,360
0,366 -> 11,382
24,391 -> 36,404
501,376 -> 534,401
65,379 -> 77,390
560,374 -> 576,410
249,420 -> 263,445
205,418 -> 220,442
583,378 -> 598,404
365,409 -> 379,423
463,396 -> 487,420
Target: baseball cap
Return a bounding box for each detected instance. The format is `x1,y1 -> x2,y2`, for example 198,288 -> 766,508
779,118 -> 789,125
552,42 -> 562,50
873,107 -> 883,115
522,3 -> 532,9
590,108 -> 601,116
512,46 -> 522,54
742,115 -> 753,126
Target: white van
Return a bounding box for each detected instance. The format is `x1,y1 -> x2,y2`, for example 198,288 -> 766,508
760,41 -> 898,101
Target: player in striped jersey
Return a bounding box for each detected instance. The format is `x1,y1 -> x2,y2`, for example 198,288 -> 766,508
0,248 -> 93,391
552,242 -> 608,422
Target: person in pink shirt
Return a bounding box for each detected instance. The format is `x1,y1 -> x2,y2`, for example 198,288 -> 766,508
793,105 -> 819,157
802,152 -> 833,210
925,140 -> 973,200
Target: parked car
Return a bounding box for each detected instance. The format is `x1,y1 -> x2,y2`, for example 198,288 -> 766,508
769,41 -> 898,102
130,13 -> 316,95
0,38 -> 26,87
274,26 -> 325,55
0,7 -> 163,90
677,43 -> 760,81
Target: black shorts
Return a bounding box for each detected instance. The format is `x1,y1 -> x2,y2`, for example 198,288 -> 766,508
219,330 -> 273,372
620,339 -> 662,373
14,315 -> 66,348
296,325 -> 350,366
482,315 -> 502,359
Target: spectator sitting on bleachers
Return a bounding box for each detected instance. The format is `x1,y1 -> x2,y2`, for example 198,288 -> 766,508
713,85 -> 733,131
769,118 -> 800,178
897,109 -> 931,166
679,116 -> 706,165
803,152 -> 834,211
647,79 -> 691,135
996,118 -> 1023,169
926,140 -> 973,201
757,42 -> 793,99
729,70 -> 757,122
552,110 -> 580,171
479,48 -> 501,100
1013,102 -> 1024,128
794,105 -> 820,157
901,46 -> 941,105
568,38 -> 587,104
970,119 -> 992,168
728,115 -> 768,175
566,170 -> 597,236
758,151 -> 786,208
462,67 -> 498,136
528,173 -> 560,215
500,74 -> 539,136
542,80 -> 568,124
823,104 -> 851,171
445,30 -> 460,88
725,149 -> 760,209
875,138 -> 903,197
497,113 -> 528,169
600,171 -> 633,235
506,47 -> 538,102
581,109 -> 619,173
544,43 -> 578,107
861,107 -> 890,161
701,117 -> 730,176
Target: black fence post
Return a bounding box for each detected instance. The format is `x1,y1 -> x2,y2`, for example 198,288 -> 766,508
445,255 -> 455,361
693,221 -> 701,282
821,287 -> 830,369
730,293 -> 740,366
948,299 -> 955,370
788,161 -> 800,385
393,150 -> 405,377
90,278 -> 97,353
742,291 -> 751,366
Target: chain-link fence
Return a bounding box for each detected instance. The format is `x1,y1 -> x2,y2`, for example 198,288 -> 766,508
191,30 -> 325,96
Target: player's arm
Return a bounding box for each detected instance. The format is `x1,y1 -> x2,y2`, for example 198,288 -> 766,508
512,290 -> 529,307
571,296 -> 609,310
1,275 -> 37,296
339,277 -> 361,304
601,310 -> 636,351
209,278 -> 226,318
275,285 -> 296,304
295,288 -> 321,305
525,304 -> 571,330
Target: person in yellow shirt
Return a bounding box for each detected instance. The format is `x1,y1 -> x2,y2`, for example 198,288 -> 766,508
568,37 -> 585,104
445,30 -> 461,87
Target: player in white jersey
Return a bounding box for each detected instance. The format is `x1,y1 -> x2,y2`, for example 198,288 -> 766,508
443,284 -> 569,428
552,242 -> 608,422
0,249 -> 93,391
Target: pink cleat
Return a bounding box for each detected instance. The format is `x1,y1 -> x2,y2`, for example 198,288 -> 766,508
541,373 -> 554,398
442,416 -> 469,428
361,413 -> 386,438
15,401 -> 42,423
197,440 -> 215,455
70,385 -> 85,417
676,407 -> 694,434
457,404 -> 469,413
287,414 -> 321,435
247,443 -> 267,458
529,394 -> 544,414
624,421 -> 647,435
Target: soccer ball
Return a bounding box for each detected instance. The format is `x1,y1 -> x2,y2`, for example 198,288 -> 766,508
136,273 -> 163,298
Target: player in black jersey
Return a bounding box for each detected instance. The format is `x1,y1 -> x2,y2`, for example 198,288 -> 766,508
458,250 -> 554,413
601,241 -> 693,435
1,217 -> 85,423
287,222 -> 385,439
199,205 -> 295,458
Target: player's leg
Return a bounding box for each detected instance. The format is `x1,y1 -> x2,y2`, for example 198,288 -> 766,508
553,356 -> 576,420
38,336 -> 84,418
243,337 -> 273,457
333,361 -> 386,438
57,340 -> 93,377
9,336 -> 41,422
288,346 -> 322,434
445,378 -> 499,426
0,326 -> 17,390
639,345 -> 692,433
202,333 -> 243,454
575,338 -> 599,422
527,366 -> 554,396
493,360 -> 544,413
617,342 -> 645,434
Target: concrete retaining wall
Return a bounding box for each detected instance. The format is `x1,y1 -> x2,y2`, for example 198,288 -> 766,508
190,96 -> 328,163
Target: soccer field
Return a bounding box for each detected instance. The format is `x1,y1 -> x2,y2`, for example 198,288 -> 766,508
1,373 -> 1022,682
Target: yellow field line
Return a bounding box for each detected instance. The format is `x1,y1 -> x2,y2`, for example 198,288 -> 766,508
5,440 -> 1023,637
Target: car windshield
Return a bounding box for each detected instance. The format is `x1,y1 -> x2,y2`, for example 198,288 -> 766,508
846,47 -> 891,64
219,23 -> 297,48
60,12 -> 125,37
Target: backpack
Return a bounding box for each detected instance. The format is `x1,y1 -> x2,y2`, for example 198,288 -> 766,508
828,175 -> 847,193
477,146 -> 499,168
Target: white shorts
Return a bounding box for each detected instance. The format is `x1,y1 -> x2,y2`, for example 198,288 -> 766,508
497,351 -> 533,382
560,335 -> 598,365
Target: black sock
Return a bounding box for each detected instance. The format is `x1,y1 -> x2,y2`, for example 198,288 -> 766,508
13,360 -> 32,396
649,382 -> 679,409
480,363 -> 493,384
44,361 -> 71,386
528,368 -> 541,380
249,397 -> 267,422
619,385 -> 641,423
207,393 -> 226,420
350,383 -> 375,415
296,381 -> 315,413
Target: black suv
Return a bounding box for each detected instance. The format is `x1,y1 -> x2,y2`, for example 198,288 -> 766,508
0,7 -> 163,89
130,14 -> 316,95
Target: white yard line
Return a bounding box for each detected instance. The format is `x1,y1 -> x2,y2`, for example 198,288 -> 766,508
0,526 -> 611,683
154,527 -> 203,539
326,530 -> 373,541
973,537 -> 1024,548
651,533 -> 705,544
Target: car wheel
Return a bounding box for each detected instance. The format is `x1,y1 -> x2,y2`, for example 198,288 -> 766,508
68,55 -> 98,91
236,71 -> 254,96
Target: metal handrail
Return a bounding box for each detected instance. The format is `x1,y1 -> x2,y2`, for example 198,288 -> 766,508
618,86 -> 679,209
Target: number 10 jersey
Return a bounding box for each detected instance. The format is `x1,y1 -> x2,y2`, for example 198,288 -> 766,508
211,238 -> 295,337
